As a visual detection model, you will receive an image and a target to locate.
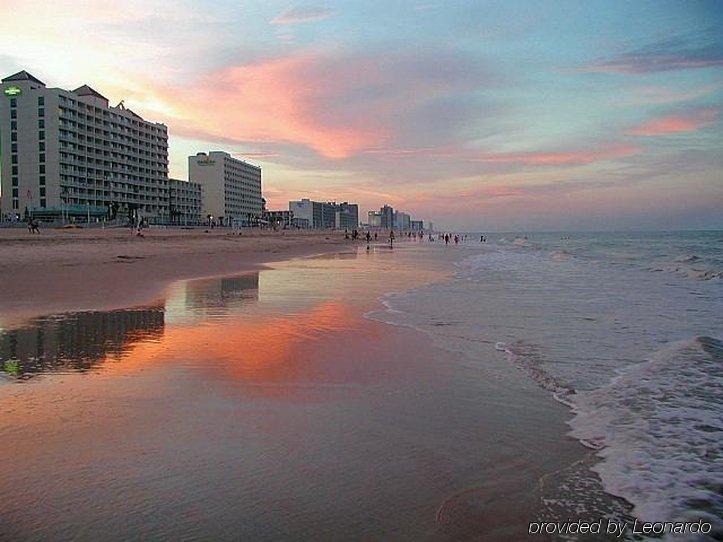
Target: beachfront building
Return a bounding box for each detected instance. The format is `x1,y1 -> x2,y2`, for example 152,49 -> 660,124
0,70 -> 169,222
380,205 -> 394,229
289,199 -> 323,228
333,202 -> 359,229
394,211 -> 411,231
189,151 -> 262,226
368,210 -> 381,228
168,178 -> 202,225
410,220 -> 424,231
289,199 -> 359,229
262,210 -> 293,228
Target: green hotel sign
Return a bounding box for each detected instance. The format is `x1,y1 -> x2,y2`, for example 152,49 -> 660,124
4,86 -> 22,97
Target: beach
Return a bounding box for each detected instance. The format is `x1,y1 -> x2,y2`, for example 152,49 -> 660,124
0,230 -> 720,540
0,229 -> 593,541
0,228 -> 347,326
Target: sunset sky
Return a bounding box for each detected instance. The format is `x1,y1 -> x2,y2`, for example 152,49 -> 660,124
2,0 -> 721,230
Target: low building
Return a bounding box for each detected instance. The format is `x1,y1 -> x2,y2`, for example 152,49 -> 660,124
262,210 -> 294,228
410,220 -> 424,231
292,217 -> 310,229
168,178 -> 202,225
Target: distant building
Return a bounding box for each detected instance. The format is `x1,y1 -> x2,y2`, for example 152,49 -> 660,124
289,198 -> 323,228
262,209 -> 294,228
368,210 -> 381,228
410,220 -> 424,231
394,211 -> 411,230
0,70 -> 169,221
380,204 -> 394,229
168,178 -> 202,224
289,199 -> 358,229
334,202 -> 358,229
189,151 -> 262,226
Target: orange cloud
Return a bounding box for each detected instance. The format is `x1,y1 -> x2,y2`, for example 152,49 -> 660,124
626,108 -> 719,136
473,144 -> 641,166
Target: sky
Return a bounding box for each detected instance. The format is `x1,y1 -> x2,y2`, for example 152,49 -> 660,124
1,0 -> 722,230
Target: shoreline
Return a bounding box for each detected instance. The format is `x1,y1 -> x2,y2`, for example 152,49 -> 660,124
0,227 -> 350,325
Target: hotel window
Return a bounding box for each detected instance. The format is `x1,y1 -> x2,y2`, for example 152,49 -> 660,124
11,132 -> 16,142
11,143 -> 17,152
38,119 -> 45,129
39,153 -> 45,163
12,166 -> 17,175
11,109 -> 16,119
39,130 -> 45,140
39,176 -> 46,186
38,96 -> 44,106
12,188 -> 18,198
11,154 -> 17,164
39,164 -> 45,174
38,107 -> 45,117
12,199 -> 19,210
39,141 -> 45,151
10,98 -> 16,107
12,176 -> 18,187
40,198 -> 46,207
40,187 -> 46,197
11,120 -> 17,130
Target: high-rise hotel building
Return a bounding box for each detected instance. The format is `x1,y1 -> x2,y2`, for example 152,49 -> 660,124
0,70 -> 169,220
189,151 -> 262,226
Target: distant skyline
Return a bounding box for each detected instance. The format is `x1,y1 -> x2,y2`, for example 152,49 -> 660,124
1,0 -> 722,230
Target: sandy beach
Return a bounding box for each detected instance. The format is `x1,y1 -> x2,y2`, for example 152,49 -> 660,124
0,235 -> 592,541
0,227 -> 348,326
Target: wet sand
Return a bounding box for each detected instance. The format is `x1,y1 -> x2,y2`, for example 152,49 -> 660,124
0,227 -> 347,325
0,242 -> 588,540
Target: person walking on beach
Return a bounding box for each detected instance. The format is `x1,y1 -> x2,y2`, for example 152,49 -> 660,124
454,234 -> 459,245
444,234 -> 449,244
374,232 -> 378,241
389,229 -> 395,248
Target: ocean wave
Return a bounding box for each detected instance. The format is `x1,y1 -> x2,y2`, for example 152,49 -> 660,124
369,236 -> 722,535
569,336 -> 723,532
494,340 -> 577,409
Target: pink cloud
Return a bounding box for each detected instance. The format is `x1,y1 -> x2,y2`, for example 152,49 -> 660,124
271,6 -> 334,25
143,49 -> 492,160
472,145 -> 641,166
626,108 -> 719,136
154,53 -> 385,158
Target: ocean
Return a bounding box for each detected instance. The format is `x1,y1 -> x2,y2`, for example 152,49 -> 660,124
368,231 -> 723,535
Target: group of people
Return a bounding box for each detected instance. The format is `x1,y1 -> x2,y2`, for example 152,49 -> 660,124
26,218 -> 40,234
346,229 -> 490,249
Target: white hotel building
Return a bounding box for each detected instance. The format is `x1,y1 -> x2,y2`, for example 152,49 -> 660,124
0,70 -> 169,221
189,151 -> 262,226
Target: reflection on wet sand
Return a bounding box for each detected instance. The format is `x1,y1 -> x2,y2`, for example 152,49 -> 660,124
165,273 -> 259,322
0,308 -> 164,379
0,270 -> 364,386
0,272 -> 263,380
